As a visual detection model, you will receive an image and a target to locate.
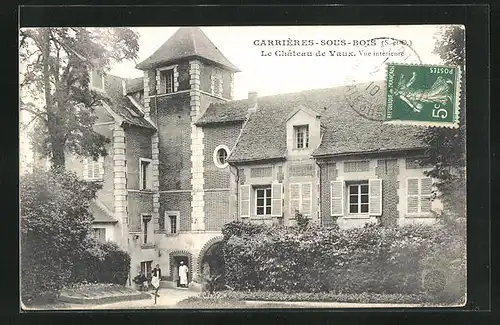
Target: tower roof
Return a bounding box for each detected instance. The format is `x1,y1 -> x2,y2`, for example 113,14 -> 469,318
136,27 -> 240,72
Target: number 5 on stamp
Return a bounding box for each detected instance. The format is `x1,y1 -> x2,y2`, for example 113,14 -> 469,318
384,63 -> 462,128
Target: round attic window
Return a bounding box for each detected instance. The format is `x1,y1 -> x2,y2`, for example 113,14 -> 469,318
213,145 -> 229,168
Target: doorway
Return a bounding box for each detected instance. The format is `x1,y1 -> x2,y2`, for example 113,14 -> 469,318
171,255 -> 190,287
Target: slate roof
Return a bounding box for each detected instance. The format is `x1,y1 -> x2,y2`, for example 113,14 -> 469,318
90,200 -> 117,223
224,83 -> 426,163
195,100 -> 249,125
125,77 -> 144,94
104,74 -> 156,130
136,27 -> 240,72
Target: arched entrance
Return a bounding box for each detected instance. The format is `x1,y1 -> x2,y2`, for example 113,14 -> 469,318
198,238 -> 225,291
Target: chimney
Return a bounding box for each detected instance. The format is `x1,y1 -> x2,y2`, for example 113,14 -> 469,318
248,91 -> 258,111
122,80 -> 127,96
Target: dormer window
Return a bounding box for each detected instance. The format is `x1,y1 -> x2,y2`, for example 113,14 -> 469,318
294,125 -> 309,149
90,70 -> 105,91
161,68 -> 175,94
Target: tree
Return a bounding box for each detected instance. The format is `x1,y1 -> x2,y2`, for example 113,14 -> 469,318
19,27 -> 139,168
419,26 -> 466,217
20,167 -> 101,303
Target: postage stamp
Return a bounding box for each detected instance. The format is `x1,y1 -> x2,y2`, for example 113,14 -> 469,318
385,63 -> 462,128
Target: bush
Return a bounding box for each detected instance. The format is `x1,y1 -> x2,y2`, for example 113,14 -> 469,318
70,239 -> 131,285
20,167 -> 100,304
222,218 -> 465,302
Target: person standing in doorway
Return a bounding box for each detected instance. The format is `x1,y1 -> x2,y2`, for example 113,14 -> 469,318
179,261 -> 189,288
151,263 -> 161,304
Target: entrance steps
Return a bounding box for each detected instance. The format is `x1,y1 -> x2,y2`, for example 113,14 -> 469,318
159,281 -> 202,293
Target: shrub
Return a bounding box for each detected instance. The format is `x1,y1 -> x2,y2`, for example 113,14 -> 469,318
221,218 -> 465,302
70,239 -> 131,285
20,167 -> 100,304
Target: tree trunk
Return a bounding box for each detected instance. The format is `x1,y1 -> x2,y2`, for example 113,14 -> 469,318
41,28 -> 66,169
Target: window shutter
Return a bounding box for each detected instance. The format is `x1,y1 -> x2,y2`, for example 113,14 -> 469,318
83,158 -> 89,179
158,71 -> 165,94
271,183 -> 283,216
369,179 -> 382,216
420,178 -> 433,212
301,183 -> 312,216
330,181 -> 344,216
407,178 -> 419,213
98,156 -> 104,179
240,185 -> 251,217
289,183 -> 301,216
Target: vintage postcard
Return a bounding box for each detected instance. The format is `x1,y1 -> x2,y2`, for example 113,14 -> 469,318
19,25 -> 466,310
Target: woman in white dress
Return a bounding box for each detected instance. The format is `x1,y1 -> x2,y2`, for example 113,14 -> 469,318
179,261 -> 189,288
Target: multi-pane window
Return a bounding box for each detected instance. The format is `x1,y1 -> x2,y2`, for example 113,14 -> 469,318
294,125 -> 309,149
348,183 -> 369,214
407,178 -> 433,214
217,148 -> 227,165
93,228 -> 106,242
142,215 -> 152,244
85,157 -> 103,181
161,69 -> 175,94
139,158 -> 152,190
169,215 -> 177,234
256,187 -> 272,216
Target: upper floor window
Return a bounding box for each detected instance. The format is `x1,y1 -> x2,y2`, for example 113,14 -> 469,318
161,68 -> 175,94
84,157 -> 104,181
142,215 -> 152,244
294,125 -> 309,149
93,227 -> 106,242
161,211 -> 180,234
139,158 -> 152,190
211,69 -> 223,97
213,145 -> 229,168
90,69 -> 105,91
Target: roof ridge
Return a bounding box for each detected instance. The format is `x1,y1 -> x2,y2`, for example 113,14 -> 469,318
191,27 -> 198,56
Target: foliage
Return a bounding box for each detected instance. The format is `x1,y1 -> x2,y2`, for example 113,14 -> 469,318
19,27 -> 139,168
294,211 -> 310,230
20,167 -> 100,304
71,239 -> 131,286
221,221 -> 465,304
418,25 -> 466,217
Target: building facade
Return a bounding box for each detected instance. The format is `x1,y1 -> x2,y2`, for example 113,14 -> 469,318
69,27 -> 442,287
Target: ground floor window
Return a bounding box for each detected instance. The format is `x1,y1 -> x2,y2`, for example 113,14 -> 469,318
141,261 -> 152,277
93,227 -> 106,242
255,187 -> 272,215
348,183 -> 369,214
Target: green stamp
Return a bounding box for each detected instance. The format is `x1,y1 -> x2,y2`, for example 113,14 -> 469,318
385,63 -> 461,128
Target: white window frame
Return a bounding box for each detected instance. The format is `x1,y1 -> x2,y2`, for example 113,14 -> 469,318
92,227 -> 106,242
347,182 -> 370,215
255,186 -> 272,216
84,157 -> 104,181
289,182 -> 313,217
294,125 -> 310,149
160,67 -> 175,94
141,214 -> 153,244
90,69 -> 105,91
213,145 -> 230,169
139,158 -> 153,191
165,211 -> 180,235
406,177 -> 433,214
